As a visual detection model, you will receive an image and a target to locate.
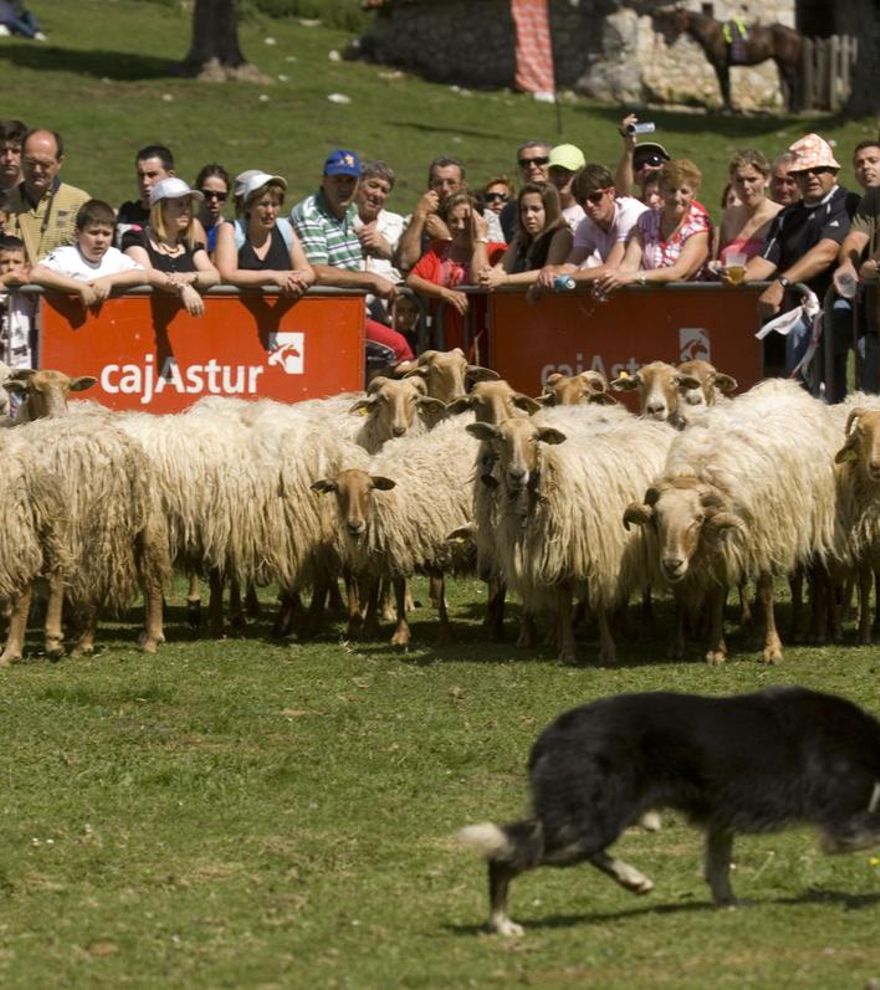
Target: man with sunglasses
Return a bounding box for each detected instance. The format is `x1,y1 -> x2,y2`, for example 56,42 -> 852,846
744,133 -> 859,394
613,114 -> 670,205
499,139 -> 551,241
533,163 -> 647,296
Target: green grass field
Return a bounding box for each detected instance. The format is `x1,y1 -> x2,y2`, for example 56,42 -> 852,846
2,4 -> 880,987
5,0 -> 879,219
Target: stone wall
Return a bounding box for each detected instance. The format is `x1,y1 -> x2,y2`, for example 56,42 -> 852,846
350,0 -> 606,90
349,0 -> 801,111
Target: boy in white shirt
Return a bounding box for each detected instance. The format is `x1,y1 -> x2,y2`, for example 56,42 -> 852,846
30,199 -> 146,308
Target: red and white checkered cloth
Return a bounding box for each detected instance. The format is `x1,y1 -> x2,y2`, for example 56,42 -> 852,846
511,0 -> 555,96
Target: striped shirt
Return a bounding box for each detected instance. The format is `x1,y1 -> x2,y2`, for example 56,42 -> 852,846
290,191 -> 362,271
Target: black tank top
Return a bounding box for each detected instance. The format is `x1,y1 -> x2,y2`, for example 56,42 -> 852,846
237,225 -> 291,271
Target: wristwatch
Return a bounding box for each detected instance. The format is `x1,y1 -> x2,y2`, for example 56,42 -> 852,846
776,275 -> 790,289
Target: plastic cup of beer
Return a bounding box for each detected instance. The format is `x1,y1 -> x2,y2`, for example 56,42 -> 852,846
725,251 -> 747,285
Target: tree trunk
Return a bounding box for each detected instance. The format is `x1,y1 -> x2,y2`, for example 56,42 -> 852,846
180,0 -> 270,83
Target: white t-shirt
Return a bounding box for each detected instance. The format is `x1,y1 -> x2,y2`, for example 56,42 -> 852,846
573,196 -> 649,268
40,244 -> 144,282
354,208 -> 405,283
562,202 -> 586,234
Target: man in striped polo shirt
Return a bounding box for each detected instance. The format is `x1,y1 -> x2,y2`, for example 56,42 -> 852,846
291,149 -> 413,364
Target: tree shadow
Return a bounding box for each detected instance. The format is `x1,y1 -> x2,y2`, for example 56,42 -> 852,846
0,42 -> 175,81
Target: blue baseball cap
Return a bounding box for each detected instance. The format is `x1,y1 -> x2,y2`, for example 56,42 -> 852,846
323,149 -> 361,178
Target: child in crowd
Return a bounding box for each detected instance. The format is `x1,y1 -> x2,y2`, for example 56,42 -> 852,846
391,292 -> 422,354
29,199 -> 146,308
0,233 -> 34,369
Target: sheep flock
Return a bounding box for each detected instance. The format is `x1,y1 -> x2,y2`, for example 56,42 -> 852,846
2,350 -> 880,668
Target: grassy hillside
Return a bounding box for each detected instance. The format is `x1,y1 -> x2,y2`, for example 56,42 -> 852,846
3,0 -> 877,221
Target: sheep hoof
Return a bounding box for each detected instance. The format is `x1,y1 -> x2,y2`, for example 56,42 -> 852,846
760,646 -> 783,664
390,628 -> 410,647
0,652 -> 20,667
138,630 -> 161,654
705,649 -> 727,665
46,642 -> 65,662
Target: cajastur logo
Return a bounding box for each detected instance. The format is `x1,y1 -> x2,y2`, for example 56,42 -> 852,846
267,332 -> 305,375
679,328 -> 710,363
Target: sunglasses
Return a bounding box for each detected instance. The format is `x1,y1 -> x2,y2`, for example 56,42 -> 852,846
518,156 -> 549,170
791,166 -> 835,177
200,189 -> 228,201
585,188 -> 612,204
484,192 -> 509,203
635,153 -> 665,169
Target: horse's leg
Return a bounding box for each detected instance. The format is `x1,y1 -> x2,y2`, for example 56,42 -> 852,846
715,61 -> 733,112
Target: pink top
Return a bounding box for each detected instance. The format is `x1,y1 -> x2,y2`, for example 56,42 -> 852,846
637,204 -> 711,273
719,235 -> 765,265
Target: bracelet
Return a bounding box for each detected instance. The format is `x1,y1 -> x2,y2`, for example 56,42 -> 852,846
637,271 -> 647,285
776,275 -> 790,289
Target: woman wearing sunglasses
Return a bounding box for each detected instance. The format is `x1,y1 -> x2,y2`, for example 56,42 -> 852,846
194,163 -> 231,257
215,171 -> 314,299
479,177 -> 512,217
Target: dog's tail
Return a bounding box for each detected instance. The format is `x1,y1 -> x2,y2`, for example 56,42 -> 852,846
456,818 -> 544,868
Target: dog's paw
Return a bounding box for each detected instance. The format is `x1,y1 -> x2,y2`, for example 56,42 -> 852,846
489,915 -> 524,937
639,811 -> 662,832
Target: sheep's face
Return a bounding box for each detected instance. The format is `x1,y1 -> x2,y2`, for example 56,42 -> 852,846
612,361 -> 678,422
405,348 -> 498,403
541,371 -> 611,407
466,418 -> 566,494
311,470 -> 395,540
675,360 -> 738,410
448,380 -> 540,424
625,481 -> 742,584
352,378 -> 443,440
650,485 -> 709,582
836,408 -> 880,482
4,369 -> 97,420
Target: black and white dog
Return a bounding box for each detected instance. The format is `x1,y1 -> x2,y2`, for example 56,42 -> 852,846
459,687 -> 880,936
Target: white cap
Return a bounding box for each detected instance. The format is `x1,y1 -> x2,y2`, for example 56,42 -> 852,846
239,171 -> 287,200
150,177 -> 203,205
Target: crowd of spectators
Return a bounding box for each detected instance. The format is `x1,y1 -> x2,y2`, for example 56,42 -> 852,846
1,114 -> 879,396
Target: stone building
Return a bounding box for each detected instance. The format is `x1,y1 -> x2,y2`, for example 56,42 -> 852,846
350,0 -> 867,113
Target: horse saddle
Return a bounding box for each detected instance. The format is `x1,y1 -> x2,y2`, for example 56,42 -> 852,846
723,19 -> 750,64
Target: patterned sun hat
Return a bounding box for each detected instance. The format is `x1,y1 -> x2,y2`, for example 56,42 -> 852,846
788,133 -> 840,172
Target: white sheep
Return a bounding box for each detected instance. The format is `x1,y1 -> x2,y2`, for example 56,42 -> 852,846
312,415 -> 476,645
0,414 -> 169,663
468,408 -> 673,664
623,379 -> 843,664
830,394 -> 880,643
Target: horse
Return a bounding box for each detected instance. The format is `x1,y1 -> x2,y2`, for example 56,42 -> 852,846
653,6 -> 803,113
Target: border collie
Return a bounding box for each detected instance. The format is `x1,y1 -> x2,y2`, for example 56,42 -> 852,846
459,687 -> 880,935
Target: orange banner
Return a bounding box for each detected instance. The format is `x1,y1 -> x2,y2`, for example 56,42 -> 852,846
487,285 -> 766,397
37,290 -> 364,413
